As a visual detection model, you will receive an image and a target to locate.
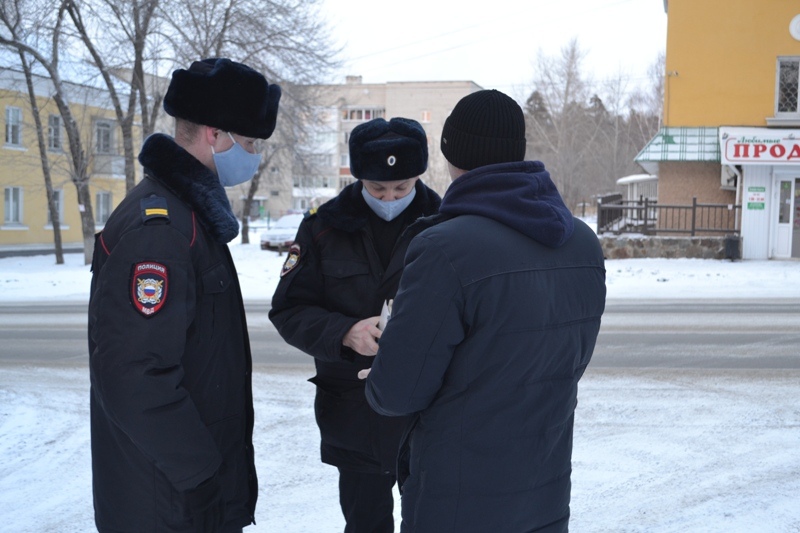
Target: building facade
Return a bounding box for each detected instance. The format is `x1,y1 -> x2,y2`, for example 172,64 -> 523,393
1,67 -> 135,253
636,0 -> 800,259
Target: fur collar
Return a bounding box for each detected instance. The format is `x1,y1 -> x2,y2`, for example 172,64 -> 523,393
316,180 -> 441,232
138,134 -> 239,243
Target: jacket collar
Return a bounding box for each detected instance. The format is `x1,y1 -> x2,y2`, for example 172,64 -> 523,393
138,134 -> 240,243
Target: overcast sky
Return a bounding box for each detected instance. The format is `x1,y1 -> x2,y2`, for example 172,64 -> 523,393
320,0 -> 668,98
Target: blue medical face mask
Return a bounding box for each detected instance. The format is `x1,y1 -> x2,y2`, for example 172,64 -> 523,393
361,185 -> 417,221
212,132 -> 261,187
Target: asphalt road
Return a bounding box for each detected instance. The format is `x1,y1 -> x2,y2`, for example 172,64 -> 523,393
1,300 -> 798,369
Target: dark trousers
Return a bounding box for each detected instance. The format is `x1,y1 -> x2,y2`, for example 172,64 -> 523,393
337,468 -> 396,533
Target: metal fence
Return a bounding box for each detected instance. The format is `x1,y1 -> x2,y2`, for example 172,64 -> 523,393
597,196 -> 741,236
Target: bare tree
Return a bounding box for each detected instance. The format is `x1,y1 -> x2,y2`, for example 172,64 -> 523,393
525,38 -> 597,209
17,50 -> 65,263
64,0 -> 160,192
524,39 -> 663,210
1,0 -> 96,264
237,140 -> 281,241
626,51 -> 665,157
423,141 -> 453,197
629,51 -> 665,125
160,0 -> 341,243
587,71 -> 654,193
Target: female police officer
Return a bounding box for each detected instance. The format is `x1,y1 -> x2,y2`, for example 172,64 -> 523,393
269,117 -> 440,532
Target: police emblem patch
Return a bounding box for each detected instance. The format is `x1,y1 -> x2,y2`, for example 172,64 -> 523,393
280,244 -> 302,277
131,262 -> 168,317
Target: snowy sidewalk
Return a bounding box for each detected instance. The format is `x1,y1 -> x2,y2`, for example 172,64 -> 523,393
1,363 -> 799,532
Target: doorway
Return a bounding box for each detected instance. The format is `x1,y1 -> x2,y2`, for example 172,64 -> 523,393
775,177 -> 800,258
793,178 -> 800,258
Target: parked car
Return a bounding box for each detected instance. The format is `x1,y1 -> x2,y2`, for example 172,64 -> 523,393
260,213 -> 304,250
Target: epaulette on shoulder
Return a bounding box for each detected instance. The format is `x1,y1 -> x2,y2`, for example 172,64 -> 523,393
140,195 -> 170,224
304,207 -> 318,219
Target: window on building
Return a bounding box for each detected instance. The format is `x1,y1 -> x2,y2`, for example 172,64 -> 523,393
95,120 -> 114,154
96,191 -> 112,225
4,187 -> 23,224
340,153 -> 350,167
777,58 -> 800,114
339,176 -> 356,190
5,106 -> 22,146
244,197 -> 267,219
310,153 -> 333,167
342,108 -> 386,122
48,114 -> 62,151
47,189 -> 64,225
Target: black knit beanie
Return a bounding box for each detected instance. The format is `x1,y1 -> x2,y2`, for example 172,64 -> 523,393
440,89 -> 526,171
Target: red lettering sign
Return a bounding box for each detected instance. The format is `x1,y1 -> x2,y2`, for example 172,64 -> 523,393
770,144 -> 786,158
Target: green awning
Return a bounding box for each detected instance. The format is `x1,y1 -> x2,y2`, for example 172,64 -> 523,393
635,127 -> 720,173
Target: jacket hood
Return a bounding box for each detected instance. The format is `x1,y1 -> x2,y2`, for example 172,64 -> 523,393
138,133 -> 240,243
316,179 -> 441,233
439,160 -> 574,247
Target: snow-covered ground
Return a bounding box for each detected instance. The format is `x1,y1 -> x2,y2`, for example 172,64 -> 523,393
2,223 -> 800,303
1,226 -> 799,532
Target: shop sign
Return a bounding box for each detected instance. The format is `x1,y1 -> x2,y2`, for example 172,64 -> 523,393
747,186 -> 766,210
719,127 -> 800,164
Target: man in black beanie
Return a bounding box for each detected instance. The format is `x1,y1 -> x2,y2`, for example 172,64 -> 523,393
88,58 -> 280,533
270,117 -> 441,533
364,89 -> 607,532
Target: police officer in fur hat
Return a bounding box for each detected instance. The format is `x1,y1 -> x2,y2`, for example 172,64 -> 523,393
89,58 -> 280,533
269,117 -> 441,532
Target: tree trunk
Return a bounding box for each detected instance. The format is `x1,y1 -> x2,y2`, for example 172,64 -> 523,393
19,52 -> 64,264
76,178 -> 96,265
240,172 -> 263,245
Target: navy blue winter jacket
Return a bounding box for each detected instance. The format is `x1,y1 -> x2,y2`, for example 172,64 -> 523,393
366,160 -> 606,532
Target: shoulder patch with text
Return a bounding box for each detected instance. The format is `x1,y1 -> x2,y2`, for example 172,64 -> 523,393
280,244 -> 302,277
131,262 -> 168,317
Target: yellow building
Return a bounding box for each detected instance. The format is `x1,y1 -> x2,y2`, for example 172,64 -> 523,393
1,67 -> 137,255
637,0 -> 800,259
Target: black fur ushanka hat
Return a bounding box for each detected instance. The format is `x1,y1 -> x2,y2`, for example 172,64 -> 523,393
163,58 -> 281,139
349,117 -> 428,181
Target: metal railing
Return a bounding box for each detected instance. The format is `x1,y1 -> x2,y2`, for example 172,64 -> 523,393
597,197 -> 741,236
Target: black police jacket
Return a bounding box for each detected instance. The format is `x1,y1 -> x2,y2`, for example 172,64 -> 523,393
269,180 -> 441,473
88,134 -> 256,532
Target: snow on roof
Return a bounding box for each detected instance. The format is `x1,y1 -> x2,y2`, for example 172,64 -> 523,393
616,174 -> 657,185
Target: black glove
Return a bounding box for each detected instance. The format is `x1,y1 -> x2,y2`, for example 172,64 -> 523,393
184,474 -> 225,533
